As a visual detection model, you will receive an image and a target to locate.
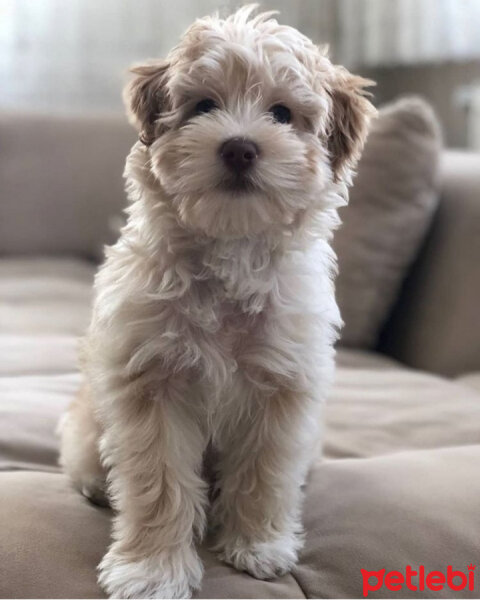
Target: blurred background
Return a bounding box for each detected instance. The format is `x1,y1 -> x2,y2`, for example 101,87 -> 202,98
2,0 -> 480,148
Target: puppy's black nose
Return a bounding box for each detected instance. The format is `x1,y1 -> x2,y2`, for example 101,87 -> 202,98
220,137 -> 258,173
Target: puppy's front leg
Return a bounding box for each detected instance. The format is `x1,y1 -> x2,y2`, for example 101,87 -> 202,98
213,380 -> 319,580
98,377 -> 207,599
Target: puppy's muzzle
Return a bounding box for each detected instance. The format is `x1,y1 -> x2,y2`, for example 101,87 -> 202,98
220,137 -> 259,174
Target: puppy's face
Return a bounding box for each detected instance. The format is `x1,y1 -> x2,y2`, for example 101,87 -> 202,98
125,7 -> 375,240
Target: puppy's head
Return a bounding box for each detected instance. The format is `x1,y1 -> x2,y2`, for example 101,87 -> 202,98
124,5 -> 375,240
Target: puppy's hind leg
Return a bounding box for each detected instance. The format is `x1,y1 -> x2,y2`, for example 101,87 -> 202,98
59,385 -> 108,506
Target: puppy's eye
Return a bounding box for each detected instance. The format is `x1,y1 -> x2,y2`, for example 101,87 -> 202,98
270,104 -> 292,124
195,99 -> 217,114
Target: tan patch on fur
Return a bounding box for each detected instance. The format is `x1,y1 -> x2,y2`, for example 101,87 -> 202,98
306,146 -> 318,175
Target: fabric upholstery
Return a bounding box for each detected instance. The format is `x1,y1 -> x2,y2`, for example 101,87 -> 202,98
334,97 -> 442,349
0,112 -> 134,259
2,447 -> 480,599
327,356 -> 480,459
298,445 -> 480,599
379,150 -> 480,377
1,257 -> 479,598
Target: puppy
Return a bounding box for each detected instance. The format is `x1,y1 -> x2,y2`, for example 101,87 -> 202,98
60,6 -> 375,599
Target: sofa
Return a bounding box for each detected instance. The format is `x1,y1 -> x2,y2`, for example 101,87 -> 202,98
1,110 -> 479,599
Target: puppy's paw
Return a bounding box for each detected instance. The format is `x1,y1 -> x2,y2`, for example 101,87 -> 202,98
80,478 -> 109,507
217,532 -> 303,580
98,546 -> 203,599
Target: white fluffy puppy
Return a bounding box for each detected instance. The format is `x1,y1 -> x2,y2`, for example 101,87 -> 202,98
60,6 -> 374,599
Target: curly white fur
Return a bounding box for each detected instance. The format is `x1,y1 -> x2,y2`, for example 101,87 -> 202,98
59,5 -> 375,598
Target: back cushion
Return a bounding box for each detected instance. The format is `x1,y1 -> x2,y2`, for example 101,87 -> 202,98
0,112 -> 135,260
334,97 -> 442,349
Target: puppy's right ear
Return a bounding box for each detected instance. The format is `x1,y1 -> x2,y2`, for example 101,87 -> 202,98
123,60 -> 170,146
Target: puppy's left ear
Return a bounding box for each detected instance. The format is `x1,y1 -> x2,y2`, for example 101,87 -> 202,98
327,67 -> 376,182
123,60 -> 170,146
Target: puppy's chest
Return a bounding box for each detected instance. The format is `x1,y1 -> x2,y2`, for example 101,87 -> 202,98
189,251 -> 272,360
212,298 -> 264,355
176,242 -> 296,370
193,238 -> 276,310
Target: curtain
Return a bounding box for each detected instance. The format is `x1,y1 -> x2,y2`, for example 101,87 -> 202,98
339,0 -> 480,67
0,0 -> 225,112
0,0 -> 337,113
3,0 -> 479,113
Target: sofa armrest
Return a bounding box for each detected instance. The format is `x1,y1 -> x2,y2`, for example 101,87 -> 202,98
378,150 -> 480,377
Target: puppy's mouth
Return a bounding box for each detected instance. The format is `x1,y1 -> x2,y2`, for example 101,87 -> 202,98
218,175 -> 259,195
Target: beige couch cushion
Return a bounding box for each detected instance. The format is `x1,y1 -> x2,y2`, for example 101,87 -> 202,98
2,448 -> 480,599
334,97 -> 441,348
1,258 -> 479,598
298,444 -> 480,599
0,258 -> 92,472
0,257 -> 92,339
0,374 -> 81,472
327,355 -> 480,459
